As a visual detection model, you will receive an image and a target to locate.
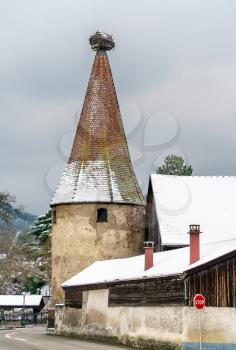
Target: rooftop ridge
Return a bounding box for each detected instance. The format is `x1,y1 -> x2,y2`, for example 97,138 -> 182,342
151,174 -> 236,179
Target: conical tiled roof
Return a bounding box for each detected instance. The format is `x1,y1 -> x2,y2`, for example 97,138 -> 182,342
51,34 -> 144,206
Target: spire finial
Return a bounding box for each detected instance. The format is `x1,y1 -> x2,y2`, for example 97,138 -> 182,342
89,31 -> 115,51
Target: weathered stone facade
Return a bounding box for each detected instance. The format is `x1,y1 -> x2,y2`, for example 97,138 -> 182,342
51,203 -> 145,303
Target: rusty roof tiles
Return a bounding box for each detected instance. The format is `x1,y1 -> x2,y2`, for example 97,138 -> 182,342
52,49 -> 144,206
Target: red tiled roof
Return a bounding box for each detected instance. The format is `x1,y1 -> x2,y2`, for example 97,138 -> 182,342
52,47 -> 144,206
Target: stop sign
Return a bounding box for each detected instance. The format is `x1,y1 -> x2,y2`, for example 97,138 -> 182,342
193,294 -> 205,310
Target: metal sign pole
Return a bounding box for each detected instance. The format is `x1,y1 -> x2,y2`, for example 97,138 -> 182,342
198,311 -> 202,350
193,294 -> 205,350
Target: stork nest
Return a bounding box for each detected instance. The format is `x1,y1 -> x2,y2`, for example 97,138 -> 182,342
89,31 -> 115,51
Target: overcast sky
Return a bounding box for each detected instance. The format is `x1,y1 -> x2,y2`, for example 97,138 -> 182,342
0,0 -> 236,215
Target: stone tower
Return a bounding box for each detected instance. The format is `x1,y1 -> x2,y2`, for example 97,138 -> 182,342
51,31 -> 145,303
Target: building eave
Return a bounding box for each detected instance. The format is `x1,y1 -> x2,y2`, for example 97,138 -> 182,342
51,200 -> 145,208
62,273 -> 184,291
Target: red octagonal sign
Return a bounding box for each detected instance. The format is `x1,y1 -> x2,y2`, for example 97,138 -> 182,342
193,294 -> 205,310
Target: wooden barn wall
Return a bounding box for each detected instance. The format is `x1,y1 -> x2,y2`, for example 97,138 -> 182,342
109,275 -> 185,307
64,287 -> 82,308
145,184 -> 161,251
186,256 -> 236,307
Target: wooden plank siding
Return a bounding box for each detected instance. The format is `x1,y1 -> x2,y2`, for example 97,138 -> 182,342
64,287 -> 82,308
109,275 -> 186,307
145,182 -> 161,251
186,256 -> 236,307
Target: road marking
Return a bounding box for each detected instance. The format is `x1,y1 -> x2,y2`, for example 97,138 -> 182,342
6,331 -> 27,342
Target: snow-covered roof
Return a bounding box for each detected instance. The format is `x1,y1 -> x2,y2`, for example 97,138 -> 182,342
0,295 -> 43,307
51,49 -> 144,207
62,239 -> 236,287
151,175 -> 236,246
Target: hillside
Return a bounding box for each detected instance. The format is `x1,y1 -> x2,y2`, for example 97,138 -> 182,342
0,210 -> 36,243
0,209 -> 51,294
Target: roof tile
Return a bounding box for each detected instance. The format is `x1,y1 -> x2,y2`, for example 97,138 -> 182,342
52,49 -> 144,206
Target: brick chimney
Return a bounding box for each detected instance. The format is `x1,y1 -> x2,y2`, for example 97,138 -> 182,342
188,224 -> 201,264
144,241 -> 154,271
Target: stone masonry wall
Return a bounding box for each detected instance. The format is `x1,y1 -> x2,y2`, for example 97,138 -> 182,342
51,203 -> 145,304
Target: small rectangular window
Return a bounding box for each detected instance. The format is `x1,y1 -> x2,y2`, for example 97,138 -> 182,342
97,208 -> 107,222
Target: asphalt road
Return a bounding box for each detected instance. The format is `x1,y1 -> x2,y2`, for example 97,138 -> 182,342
0,327 -> 131,350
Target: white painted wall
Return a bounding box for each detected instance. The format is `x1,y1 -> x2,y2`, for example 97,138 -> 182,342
54,289 -> 236,348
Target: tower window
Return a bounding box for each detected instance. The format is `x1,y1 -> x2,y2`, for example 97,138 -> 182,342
97,208 -> 107,222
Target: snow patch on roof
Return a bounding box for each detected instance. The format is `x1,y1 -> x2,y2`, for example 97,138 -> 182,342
52,161 -> 79,203
61,239 -> 236,287
52,160 -> 125,204
151,174 -> 236,245
0,295 -> 43,307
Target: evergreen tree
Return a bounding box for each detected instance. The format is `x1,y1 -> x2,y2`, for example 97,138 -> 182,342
0,210 -> 52,294
156,154 -> 193,176
31,210 -> 52,245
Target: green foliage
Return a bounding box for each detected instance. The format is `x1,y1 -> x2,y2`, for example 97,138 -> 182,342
23,276 -> 45,295
12,274 -> 44,294
31,210 -> 52,245
156,154 -> 193,176
0,209 -> 52,294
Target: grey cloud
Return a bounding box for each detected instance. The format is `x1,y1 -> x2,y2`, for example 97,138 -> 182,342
0,0 -> 236,213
